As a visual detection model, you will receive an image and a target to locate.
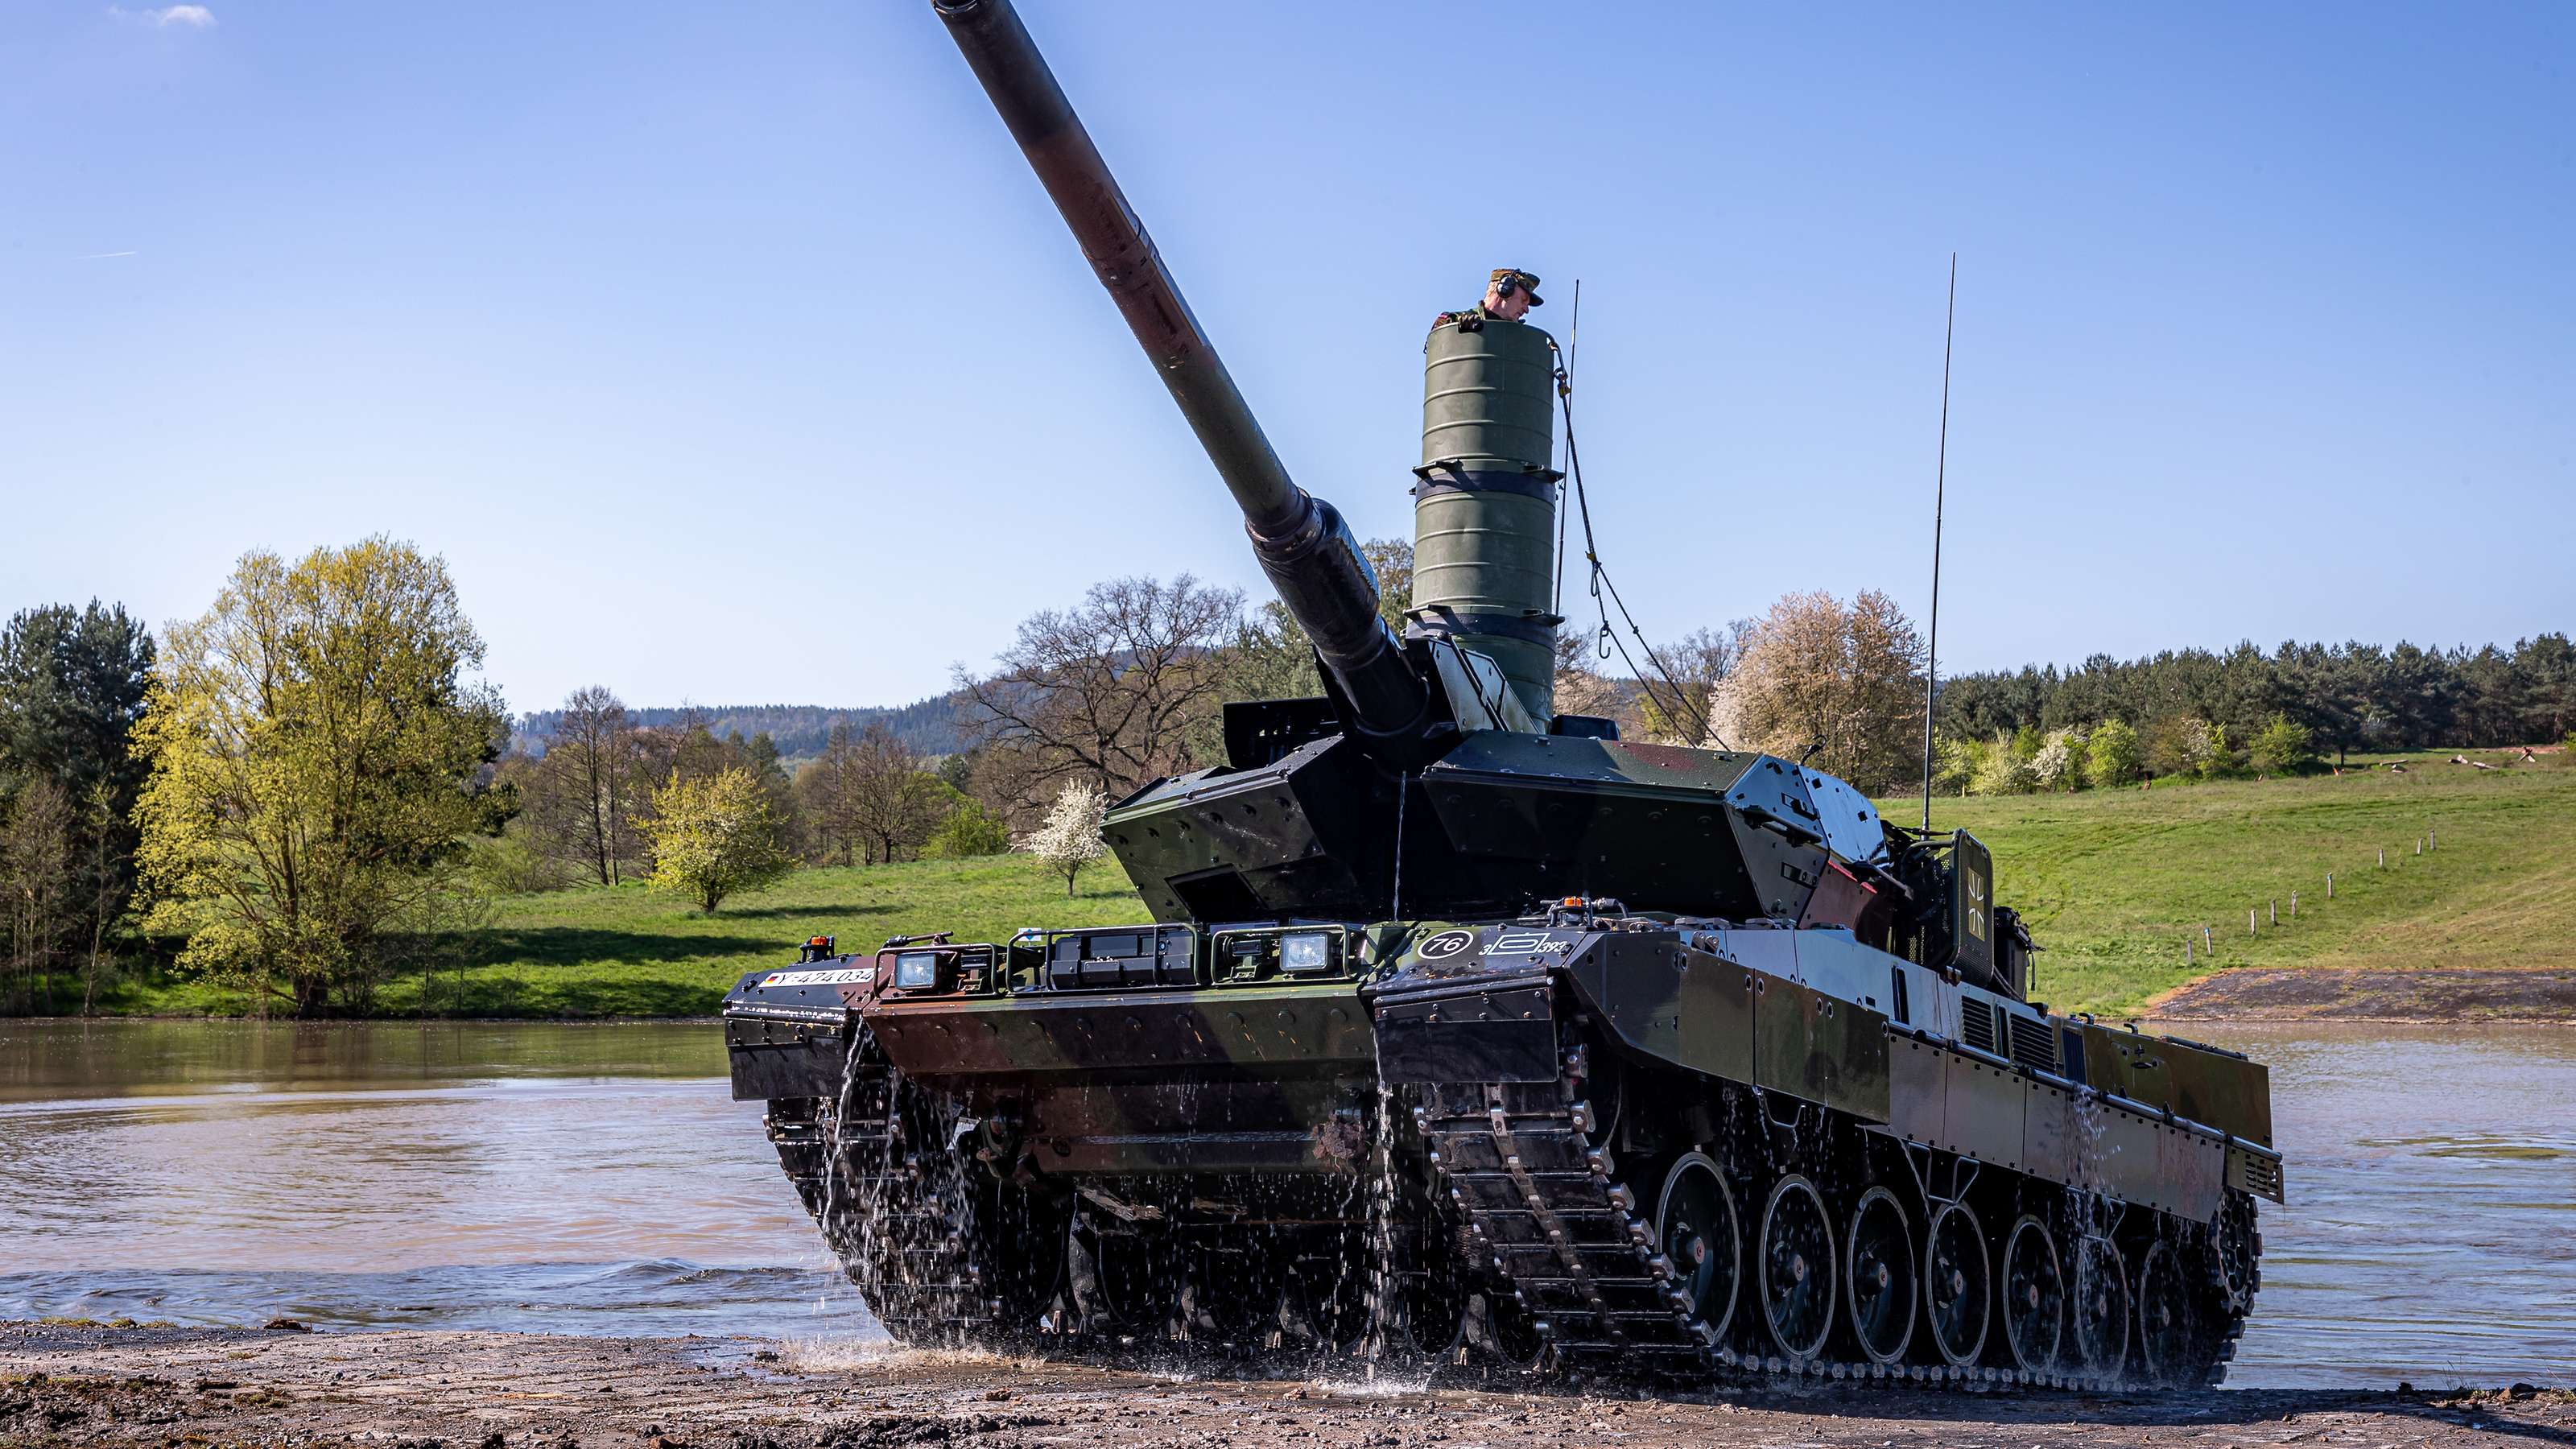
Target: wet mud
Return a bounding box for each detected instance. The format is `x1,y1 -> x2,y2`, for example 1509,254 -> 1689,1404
6,1323 -> 2572,1449
2153,968 -> 2576,1022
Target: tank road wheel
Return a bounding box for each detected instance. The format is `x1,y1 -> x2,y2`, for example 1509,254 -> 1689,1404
1922,1201 -> 1990,1368
1068,1217 -> 1177,1341
1282,1232 -> 1369,1354
1655,1152 -> 1742,1344
1393,1229 -> 1471,1360
1182,1241 -> 1281,1348
1999,1215 -> 2066,1376
1843,1187 -> 1916,1365
1757,1174 -> 1837,1363
2070,1235 -> 2131,1378
1472,1290 -> 1552,1373
2136,1239 -> 2211,1385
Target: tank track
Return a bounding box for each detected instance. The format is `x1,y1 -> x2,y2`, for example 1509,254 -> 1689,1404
1411,1016 -> 2258,1392
766,1037 -> 1065,1345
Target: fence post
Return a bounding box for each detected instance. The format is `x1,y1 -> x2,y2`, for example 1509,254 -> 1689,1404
2326,873 -> 2334,898
2250,908 -> 2258,936
2379,847 -> 2385,867
2290,890 -> 2297,920
2203,924 -> 2213,954
2270,900 -> 2277,927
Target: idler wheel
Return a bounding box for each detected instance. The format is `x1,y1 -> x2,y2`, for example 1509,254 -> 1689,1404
2070,1234 -> 2131,1376
1923,1200 -> 1990,1367
1655,1151 -> 1740,1342
2135,1239 -> 2208,1385
1843,1187 -> 1915,1365
1757,1174 -> 1836,1361
2000,1214 -> 2066,1374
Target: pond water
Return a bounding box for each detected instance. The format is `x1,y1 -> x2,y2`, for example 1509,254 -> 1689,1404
0,1018 -> 2568,1389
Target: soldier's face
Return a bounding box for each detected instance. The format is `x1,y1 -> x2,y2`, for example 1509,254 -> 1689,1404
1488,286 -> 1531,321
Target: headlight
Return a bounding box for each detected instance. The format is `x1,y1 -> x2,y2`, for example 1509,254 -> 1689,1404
893,952 -> 941,989
1279,932 -> 1334,974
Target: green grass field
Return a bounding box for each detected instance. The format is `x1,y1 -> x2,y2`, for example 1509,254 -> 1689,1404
74,745 -> 2576,1019
1902,746 -> 2576,1014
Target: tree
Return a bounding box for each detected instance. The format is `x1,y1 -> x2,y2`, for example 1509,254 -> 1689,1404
797,721 -> 865,865
638,767 -> 792,913
2030,729 -> 2083,791
923,799 -> 1011,858
542,686 -> 641,886
133,539 -> 511,1016
2085,717 -> 2142,789
0,601 -> 155,989
844,724 -> 954,865
2,779 -> 74,1013
1711,590 -> 1926,791
2248,713 -> 2315,776
1018,779 -> 1108,897
1637,624 -> 1748,746
958,574 -> 1243,805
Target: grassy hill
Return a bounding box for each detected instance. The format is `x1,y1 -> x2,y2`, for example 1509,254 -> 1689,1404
1899,746 -> 2576,1014
80,746 -> 2574,1020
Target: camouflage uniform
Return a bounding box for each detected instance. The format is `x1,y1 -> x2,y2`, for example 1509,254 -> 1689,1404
1434,267 -> 1544,332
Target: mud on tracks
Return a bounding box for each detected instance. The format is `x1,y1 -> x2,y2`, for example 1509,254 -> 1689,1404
4,1323 -> 2572,1448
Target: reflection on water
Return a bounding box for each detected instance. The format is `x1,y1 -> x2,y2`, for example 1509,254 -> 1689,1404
2183,1022 -> 2576,1390
1,1018 -> 2570,1386
0,1020 -> 868,1340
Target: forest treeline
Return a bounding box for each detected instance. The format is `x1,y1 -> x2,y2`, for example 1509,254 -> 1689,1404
3,530 -> 2568,1015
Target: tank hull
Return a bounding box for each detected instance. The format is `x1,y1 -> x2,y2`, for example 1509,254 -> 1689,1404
721,917 -> 2276,1385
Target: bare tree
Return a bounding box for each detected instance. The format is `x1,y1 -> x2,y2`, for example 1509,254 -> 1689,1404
797,721 -> 864,865
1637,622 -> 1752,746
845,723 -> 952,865
957,575 -> 1244,805
2,778 -> 74,1014
540,685 -> 638,886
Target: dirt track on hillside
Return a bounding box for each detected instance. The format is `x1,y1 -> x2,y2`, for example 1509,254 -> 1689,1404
6,1323 -> 2572,1449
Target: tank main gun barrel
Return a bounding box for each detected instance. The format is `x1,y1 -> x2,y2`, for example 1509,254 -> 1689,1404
931,0 -> 1433,753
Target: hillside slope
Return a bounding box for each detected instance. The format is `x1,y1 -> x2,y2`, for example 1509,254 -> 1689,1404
1903,748 -> 2576,1015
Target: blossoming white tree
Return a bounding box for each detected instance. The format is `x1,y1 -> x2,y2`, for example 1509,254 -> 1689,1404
1019,779 -> 1108,897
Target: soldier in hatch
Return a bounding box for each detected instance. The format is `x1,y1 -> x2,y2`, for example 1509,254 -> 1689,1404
1435,267 -> 1543,331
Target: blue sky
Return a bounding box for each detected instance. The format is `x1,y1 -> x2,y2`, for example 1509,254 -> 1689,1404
6,1 -> 2569,714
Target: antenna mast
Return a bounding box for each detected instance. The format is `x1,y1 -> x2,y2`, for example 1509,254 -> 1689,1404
1921,254 -> 1956,834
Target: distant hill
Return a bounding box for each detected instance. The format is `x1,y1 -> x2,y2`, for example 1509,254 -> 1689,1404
512,695 -> 972,762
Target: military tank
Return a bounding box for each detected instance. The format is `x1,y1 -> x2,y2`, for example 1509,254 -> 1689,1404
719,0 -> 2282,1390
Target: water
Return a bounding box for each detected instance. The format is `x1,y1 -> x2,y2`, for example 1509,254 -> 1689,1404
0,1020 -> 868,1339
1,1018 -> 2570,1388
2190,1022 -> 2576,1389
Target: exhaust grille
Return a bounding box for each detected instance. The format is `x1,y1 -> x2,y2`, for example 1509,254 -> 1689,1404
2008,1012 -> 2059,1073
1960,1000 -> 1998,1055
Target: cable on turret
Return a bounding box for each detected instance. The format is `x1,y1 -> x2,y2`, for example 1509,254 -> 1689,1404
1551,349 -> 1728,750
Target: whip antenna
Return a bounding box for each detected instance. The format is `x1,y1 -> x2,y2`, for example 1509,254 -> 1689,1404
1921,254 -> 1956,834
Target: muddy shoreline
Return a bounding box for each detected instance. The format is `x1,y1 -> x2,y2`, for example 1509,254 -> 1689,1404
2149,967 -> 2576,1022
5,1323 -> 2570,1449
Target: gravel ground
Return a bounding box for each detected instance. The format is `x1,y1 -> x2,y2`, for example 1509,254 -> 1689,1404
5,1323 -> 2572,1448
